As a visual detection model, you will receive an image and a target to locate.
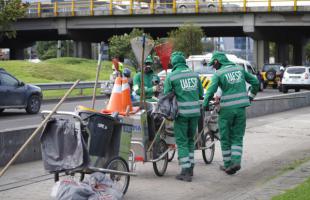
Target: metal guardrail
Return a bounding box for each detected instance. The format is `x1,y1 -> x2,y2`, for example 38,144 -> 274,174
35,80 -> 113,94
23,0 -> 310,18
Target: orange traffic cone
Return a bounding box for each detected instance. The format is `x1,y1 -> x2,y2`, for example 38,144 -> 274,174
121,77 -> 133,113
101,77 -> 123,114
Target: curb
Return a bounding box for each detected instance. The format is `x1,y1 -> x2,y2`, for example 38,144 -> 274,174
234,160 -> 310,200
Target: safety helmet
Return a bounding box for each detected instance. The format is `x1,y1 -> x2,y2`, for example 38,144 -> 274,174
123,68 -> 131,77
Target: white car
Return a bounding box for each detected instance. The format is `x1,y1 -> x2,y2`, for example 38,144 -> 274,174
281,66 -> 310,93
176,0 -> 216,9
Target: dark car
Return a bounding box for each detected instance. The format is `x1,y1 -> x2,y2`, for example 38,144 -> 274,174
261,64 -> 283,89
0,68 -> 43,114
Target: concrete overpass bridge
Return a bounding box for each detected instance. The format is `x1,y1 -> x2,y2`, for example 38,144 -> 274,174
3,0 -> 310,67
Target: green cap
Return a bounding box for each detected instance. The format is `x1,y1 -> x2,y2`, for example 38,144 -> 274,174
144,55 -> 153,64
170,51 -> 186,68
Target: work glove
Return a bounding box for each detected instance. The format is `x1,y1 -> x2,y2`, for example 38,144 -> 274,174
152,86 -> 157,92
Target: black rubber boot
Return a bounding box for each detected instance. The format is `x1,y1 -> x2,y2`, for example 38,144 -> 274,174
176,168 -> 192,182
225,164 -> 241,175
189,164 -> 194,176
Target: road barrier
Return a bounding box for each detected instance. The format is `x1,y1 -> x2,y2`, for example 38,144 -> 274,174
35,80 -> 112,96
2,91 -> 310,166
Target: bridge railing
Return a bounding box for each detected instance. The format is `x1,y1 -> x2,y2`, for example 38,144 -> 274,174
24,0 -> 310,18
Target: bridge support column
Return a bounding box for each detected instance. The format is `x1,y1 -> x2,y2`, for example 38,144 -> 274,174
73,41 -> 92,59
9,47 -> 25,60
293,38 -> 309,66
253,40 -> 269,70
275,42 -> 289,65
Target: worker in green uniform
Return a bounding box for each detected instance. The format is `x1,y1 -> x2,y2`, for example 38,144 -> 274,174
133,55 -> 160,102
204,51 -> 259,175
164,51 -> 203,182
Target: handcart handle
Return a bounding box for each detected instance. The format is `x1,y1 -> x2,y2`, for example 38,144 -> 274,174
41,110 -> 83,123
88,167 -> 137,176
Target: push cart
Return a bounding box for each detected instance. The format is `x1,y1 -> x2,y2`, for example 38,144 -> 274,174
149,101 -> 220,168
40,108 -> 135,195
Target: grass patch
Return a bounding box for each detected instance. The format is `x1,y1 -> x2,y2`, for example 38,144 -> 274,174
0,57 -> 134,83
0,57 -> 135,99
272,176 -> 310,200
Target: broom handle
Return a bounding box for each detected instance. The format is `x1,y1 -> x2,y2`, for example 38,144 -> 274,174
0,80 -> 80,178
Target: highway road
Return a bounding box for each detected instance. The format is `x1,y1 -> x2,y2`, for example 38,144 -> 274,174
0,89 -> 298,130
0,98 -> 108,130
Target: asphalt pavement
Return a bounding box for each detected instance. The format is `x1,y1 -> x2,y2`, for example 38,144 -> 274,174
0,89 -> 290,130
1,106 -> 310,200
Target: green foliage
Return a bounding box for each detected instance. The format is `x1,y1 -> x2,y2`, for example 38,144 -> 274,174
305,42 -> 310,62
108,28 -> 153,69
0,0 -> 26,39
168,23 -> 205,57
272,176 -> 310,200
36,41 -> 57,60
36,40 -> 74,60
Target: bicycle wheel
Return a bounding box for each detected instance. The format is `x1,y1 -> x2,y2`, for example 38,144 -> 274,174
202,132 -> 215,164
152,139 -> 169,176
168,149 -> 176,162
105,156 -> 130,194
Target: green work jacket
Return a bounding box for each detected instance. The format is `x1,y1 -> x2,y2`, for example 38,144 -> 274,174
204,64 -> 259,110
164,65 -> 203,117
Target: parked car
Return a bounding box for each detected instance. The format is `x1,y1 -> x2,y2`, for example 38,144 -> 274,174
0,68 -> 43,114
261,64 -> 283,89
280,66 -> 310,93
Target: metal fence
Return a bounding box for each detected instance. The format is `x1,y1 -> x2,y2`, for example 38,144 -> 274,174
24,0 -> 310,18
35,80 -> 112,95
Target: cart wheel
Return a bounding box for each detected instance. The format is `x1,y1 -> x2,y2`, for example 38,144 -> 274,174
168,149 -> 176,162
202,132 -> 215,164
105,156 -> 130,195
152,139 -> 168,176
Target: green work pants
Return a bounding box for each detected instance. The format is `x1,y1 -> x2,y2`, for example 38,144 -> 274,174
174,116 -> 199,169
218,107 -> 246,168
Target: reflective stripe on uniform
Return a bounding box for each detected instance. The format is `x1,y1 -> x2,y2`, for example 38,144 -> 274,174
177,101 -> 200,107
232,146 -> 242,150
222,150 -> 231,156
232,152 -> 242,156
181,163 -> 191,168
133,85 -> 139,91
178,108 -> 200,114
179,157 -> 189,162
223,157 -> 231,161
221,98 -> 249,107
216,66 -> 243,76
170,72 -> 198,81
189,153 -> 194,164
221,92 -> 248,100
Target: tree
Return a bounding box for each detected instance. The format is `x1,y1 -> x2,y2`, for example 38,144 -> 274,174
108,28 -> 152,69
0,0 -> 26,40
168,23 -> 205,57
36,41 -> 57,60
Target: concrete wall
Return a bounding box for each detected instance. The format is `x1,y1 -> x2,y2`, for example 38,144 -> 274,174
247,91 -> 310,118
2,91 -> 310,166
0,126 -> 42,166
